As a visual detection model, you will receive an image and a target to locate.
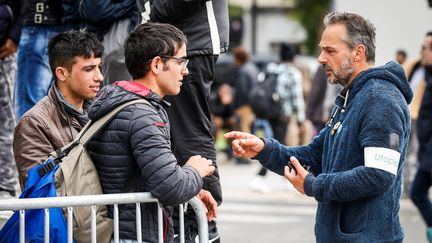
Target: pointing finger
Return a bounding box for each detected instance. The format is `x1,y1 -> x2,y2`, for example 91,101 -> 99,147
224,131 -> 247,139
239,138 -> 257,147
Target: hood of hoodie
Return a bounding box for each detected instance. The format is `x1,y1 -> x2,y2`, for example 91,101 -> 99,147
88,81 -> 168,121
335,61 -> 413,109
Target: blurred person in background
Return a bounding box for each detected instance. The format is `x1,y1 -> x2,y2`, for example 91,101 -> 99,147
209,83 -> 238,161
410,31 -> 432,243
0,0 -> 21,198
401,45 -> 426,198
232,46 -> 259,165
268,43 -> 306,147
15,0 -> 65,119
306,65 -> 343,135
396,49 -> 407,65
251,43 -> 305,192
62,0 -> 138,86
232,46 -> 259,133
306,65 -> 328,133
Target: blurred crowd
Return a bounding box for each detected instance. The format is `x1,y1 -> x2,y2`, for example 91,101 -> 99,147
208,44 -> 344,192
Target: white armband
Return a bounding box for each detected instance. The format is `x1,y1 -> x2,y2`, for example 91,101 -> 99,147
364,147 -> 400,175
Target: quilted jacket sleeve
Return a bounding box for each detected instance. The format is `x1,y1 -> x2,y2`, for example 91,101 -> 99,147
129,105 -> 203,206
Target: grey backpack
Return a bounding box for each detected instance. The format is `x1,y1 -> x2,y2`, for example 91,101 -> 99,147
38,99 -> 152,243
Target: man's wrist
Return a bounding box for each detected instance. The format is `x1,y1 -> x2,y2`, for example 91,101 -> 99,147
303,173 -> 316,197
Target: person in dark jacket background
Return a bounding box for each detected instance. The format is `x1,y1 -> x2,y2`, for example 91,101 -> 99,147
0,0 -> 21,198
410,31 -> 432,242
136,1 -> 229,242
62,0 -> 138,85
14,0 -> 65,119
225,12 -> 412,243
87,22 -> 217,242
232,46 -> 259,134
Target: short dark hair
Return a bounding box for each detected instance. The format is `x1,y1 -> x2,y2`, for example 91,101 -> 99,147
324,11 -> 376,64
48,30 -> 104,74
279,43 -> 296,62
396,49 -> 407,58
124,22 -> 187,80
232,47 -> 250,65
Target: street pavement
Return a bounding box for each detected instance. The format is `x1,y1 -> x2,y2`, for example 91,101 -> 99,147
216,154 -> 427,243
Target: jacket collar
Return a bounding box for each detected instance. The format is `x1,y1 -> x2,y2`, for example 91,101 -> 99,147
114,81 -> 170,108
49,83 -> 90,129
114,81 -> 151,97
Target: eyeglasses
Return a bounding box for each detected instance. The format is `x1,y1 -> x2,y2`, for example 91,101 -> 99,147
160,55 -> 189,71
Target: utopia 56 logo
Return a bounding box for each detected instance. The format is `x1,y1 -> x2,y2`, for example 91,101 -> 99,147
374,153 -> 399,166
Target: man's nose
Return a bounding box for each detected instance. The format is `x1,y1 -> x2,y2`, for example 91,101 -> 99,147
182,67 -> 189,76
317,51 -> 326,64
95,68 -> 104,82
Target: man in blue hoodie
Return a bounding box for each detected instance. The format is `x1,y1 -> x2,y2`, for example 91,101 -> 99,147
225,12 -> 412,243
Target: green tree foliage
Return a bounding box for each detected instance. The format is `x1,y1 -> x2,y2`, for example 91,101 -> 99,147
292,0 -> 331,55
228,4 -> 244,18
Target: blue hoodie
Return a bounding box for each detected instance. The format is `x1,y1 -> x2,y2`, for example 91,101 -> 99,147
256,61 -> 413,243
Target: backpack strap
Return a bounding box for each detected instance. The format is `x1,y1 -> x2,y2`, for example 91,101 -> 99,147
79,99 -> 152,146
38,99 -> 152,177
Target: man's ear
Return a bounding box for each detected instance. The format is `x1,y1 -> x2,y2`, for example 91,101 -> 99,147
353,44 -> 366,62
150,57 -> 162,74
55,67 -> 68,82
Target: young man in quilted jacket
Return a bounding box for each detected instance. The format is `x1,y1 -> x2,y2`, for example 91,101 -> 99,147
225,12 -> 412,243
13,30 -> 104,188
86,22 -> 217,242
137,2 -> 229,241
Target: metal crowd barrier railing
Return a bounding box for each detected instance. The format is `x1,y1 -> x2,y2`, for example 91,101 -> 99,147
0,192 -> 209,243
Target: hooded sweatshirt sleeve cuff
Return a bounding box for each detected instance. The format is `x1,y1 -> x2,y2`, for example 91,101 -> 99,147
254,138 -> 273,162
304,173 -> 316,197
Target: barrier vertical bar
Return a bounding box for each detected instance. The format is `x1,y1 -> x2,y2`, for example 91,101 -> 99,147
91,205 -> 97,243
157,203 -> 163,243
19,210 -> 25,243
179,204 -> 185,243
189,197 -> 209,243
44,208 -> 49,243
136,203 -> 142,243
114,204 -> 119,243
67,207 -> 73,243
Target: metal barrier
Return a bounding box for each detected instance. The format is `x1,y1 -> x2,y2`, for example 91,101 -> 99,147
0,192 -> 209,243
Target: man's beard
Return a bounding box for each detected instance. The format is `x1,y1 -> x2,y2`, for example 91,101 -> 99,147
325,57 -> 354,86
